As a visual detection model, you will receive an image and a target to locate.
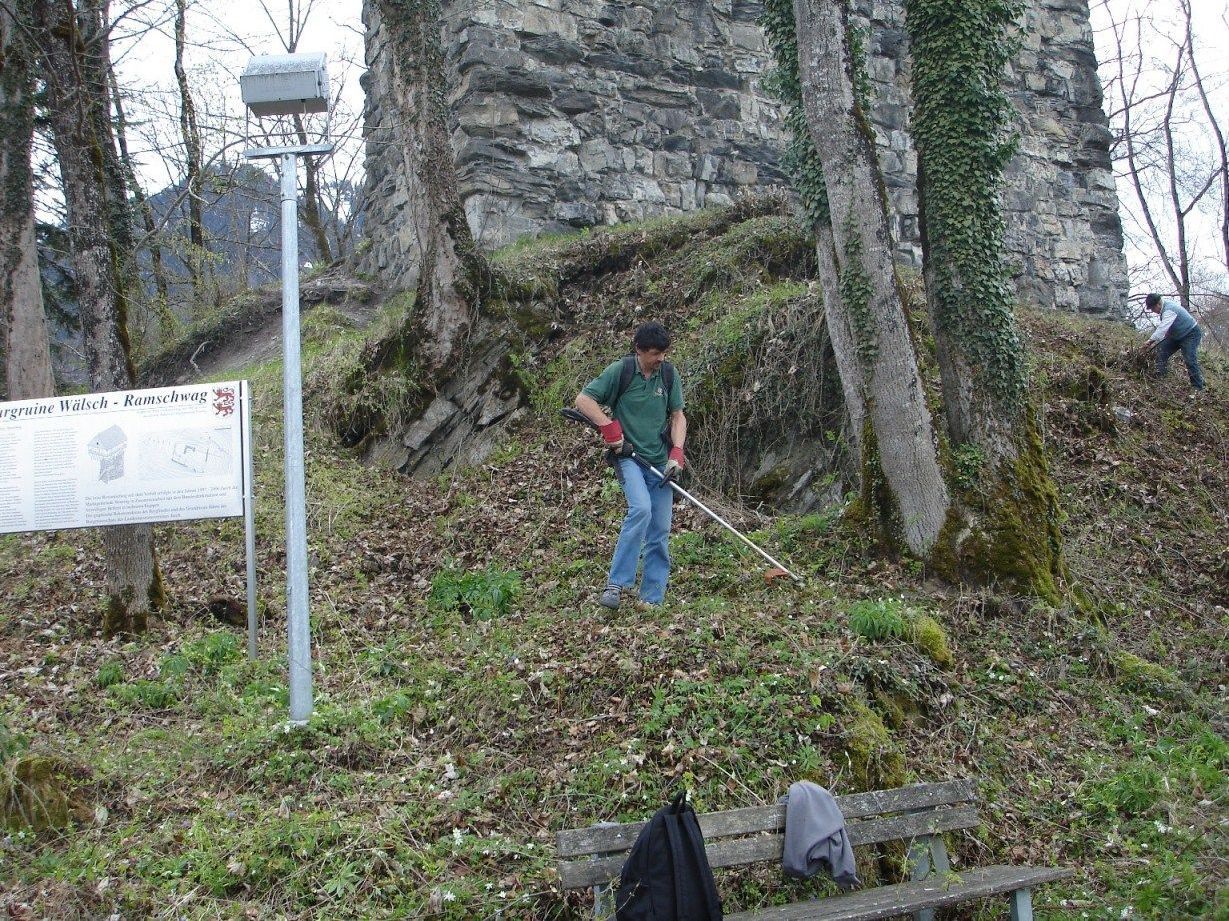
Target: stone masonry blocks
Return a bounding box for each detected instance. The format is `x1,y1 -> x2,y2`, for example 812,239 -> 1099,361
358,0 -> 1127,316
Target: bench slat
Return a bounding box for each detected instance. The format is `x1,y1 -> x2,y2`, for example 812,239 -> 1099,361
846,805 -> 979,848
558,805 -> 980,890
557,780 -> 976,858
837,780 -> 976,820
724,865 -> 1075,921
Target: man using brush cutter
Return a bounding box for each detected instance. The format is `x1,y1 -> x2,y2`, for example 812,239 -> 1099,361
574,322 -> 687,609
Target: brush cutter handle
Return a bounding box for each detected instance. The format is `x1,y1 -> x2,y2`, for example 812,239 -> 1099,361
561,407 -> 633,457
560,407 -> 599,430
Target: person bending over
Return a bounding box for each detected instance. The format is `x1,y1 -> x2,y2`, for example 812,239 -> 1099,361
1140,292 -> 1205,392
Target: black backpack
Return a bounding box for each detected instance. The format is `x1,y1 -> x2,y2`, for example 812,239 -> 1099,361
616,791 -> 723,921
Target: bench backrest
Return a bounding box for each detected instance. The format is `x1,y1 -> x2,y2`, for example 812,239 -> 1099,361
556,779 -> 978,890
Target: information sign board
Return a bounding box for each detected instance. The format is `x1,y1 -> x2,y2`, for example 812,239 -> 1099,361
0,381 -> 250,534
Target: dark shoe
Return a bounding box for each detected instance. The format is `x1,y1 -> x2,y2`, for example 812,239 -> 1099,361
599,584 -> 622,609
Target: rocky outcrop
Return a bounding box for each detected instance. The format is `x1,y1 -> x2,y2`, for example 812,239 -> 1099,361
365,319 -> 527,476
358,0 -> 1127,315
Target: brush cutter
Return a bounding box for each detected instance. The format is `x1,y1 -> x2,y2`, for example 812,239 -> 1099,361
560,407 -> 804,584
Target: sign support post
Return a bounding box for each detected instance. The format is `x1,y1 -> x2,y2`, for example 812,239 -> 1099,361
279,150 -> 311,723
242,383 -> 258,660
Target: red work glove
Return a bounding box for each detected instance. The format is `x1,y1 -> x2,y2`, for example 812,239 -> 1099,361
600,420 -> 624,452
662,446 -> 685,482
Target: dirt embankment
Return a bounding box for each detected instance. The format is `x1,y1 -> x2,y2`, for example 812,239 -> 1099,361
140,268 -> 377,387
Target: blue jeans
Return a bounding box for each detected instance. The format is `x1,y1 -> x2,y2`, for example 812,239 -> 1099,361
607,458 -> 674,603
1156,326 -> 1205,390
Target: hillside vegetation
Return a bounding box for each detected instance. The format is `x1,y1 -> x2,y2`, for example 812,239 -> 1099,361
2,206 -> 1226,919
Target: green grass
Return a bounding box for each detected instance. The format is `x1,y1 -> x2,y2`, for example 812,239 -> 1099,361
848,598 -> 909,641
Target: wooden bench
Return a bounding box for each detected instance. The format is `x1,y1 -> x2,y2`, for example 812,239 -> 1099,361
557,780 -> 1072,920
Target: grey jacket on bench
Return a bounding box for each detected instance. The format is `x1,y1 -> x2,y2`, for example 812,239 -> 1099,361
782,781 -> 860,890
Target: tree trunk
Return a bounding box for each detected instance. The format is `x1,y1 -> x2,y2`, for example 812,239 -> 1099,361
108,61 -> 171,326
31,0 -> 165,634
793,0 -> 950,556
174,0 -> 205,297
293,113 -> 335,264
907,0 -> 1064,599
0,6 -> 55,401
328,0 -> 494,448
374,0 -> 489,376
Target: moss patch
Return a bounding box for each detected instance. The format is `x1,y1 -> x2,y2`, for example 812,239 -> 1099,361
842,694 -> 906,791
909,613 -> 953,668
1111,651 -> 1189,702
1,755 -> 86,832
933,408 -> 1065,602
841,418 -> 906,556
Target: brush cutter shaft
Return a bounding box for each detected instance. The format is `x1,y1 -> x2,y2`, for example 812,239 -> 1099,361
643,462 -> 803,583
561,407 -> 802,583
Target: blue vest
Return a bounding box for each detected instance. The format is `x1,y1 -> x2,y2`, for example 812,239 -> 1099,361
1162,299 -> 1197,339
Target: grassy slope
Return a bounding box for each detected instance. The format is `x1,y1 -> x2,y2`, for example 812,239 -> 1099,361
1,208 -> 1226,920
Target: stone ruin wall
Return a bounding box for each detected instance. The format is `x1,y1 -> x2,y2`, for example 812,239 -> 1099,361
359,0 -> 1128,316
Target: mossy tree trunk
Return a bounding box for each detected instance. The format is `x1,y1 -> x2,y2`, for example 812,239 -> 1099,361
0,6 -> 55,401
373,0 -> 491,378
907,0 -> 1065,598
792,0 -> 950,556
293,112 -> 335,265
31,0 -> 165,634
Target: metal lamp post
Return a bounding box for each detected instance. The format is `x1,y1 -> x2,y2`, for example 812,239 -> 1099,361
240,53 -> 334,724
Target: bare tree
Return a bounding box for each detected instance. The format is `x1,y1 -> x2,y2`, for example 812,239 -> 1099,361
174,0 -> 206,295
108,60 -> 175,347
1099,0 -> 1228,308
791,0 -> 950,556
1181,0 -> 1229,277
29,0 -> 165,635
0,4 -> 55,400
303,57 -> 366,261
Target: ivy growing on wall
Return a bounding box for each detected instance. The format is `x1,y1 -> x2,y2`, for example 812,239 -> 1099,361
906,0 -> 1028,412
376,0 -> 448,159
761,0 -> 830,229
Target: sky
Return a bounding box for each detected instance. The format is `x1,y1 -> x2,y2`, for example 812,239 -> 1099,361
107,0 -> 1227,299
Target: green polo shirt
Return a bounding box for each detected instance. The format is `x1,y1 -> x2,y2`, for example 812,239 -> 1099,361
582,358 -> 684,467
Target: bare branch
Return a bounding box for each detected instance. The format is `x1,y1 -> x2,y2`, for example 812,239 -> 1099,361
1181,0 -> 1229,273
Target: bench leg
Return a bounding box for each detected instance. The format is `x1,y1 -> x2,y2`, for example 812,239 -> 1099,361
593,882 -> 615,921
589,821 -> 619,921
1010,888 -> 1034,921
909,834 -> 950,921
910,840 -> 935,921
